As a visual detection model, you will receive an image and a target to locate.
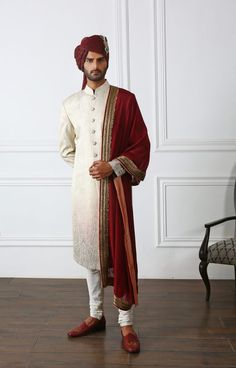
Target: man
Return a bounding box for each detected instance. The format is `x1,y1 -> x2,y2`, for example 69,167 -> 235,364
59,35 -> 150,353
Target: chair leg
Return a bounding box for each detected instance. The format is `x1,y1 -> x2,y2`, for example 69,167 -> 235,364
199,261 -> 210,301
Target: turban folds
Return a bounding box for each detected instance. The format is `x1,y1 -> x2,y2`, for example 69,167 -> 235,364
74,35 -> 109,89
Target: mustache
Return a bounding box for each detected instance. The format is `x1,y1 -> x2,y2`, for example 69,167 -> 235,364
91,69 -> 102,73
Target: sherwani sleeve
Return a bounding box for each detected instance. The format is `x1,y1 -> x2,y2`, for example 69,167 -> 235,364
59,104 -> 76,167
116,94 -> 150,185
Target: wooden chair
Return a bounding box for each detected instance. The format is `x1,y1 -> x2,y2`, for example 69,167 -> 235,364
199,180 -> 236,301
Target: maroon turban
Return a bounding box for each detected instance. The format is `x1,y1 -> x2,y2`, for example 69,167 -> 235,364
74,35 -> 109,89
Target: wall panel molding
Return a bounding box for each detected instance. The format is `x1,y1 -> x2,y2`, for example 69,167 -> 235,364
156,176 -> 235,247
0,177 -> 72,247
0,177 -> 71,186
115,0 -> 130,89
0,236 -> 72,248
0,140 -> 58,153
154,0 -> 236,151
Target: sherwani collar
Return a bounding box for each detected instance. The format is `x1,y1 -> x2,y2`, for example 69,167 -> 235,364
84,80 -> 110,96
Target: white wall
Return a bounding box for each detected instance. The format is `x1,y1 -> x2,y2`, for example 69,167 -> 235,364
0,0 -> 236,279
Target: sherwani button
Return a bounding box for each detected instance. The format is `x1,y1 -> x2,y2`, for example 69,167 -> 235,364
91,129 -> 96,134
91,118 -> 95,122
93,141 -> 97,145
94,153 -> 98,157
91,107 -> 95,111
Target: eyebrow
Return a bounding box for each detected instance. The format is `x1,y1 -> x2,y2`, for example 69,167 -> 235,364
86,57 -> 105,62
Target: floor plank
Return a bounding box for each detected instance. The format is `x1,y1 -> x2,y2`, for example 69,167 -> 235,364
0,279 -> 236,367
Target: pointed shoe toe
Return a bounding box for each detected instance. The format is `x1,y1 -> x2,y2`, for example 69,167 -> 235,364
67,316 -> 106,338
121,332 -> 140,353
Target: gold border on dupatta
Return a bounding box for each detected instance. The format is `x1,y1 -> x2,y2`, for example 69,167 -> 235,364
116,155 -> 145,184
99,86 -> 119,287
113,295 -> 132,311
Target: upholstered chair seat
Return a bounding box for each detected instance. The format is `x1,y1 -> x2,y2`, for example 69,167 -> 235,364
207,238 -> 236,265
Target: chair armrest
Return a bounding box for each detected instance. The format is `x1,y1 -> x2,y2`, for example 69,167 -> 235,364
205,216 -> 236,229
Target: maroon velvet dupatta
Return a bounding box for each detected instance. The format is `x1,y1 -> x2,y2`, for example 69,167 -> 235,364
99,86 -> 150,310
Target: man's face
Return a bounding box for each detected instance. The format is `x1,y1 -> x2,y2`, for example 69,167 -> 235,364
83,51 -> 108,82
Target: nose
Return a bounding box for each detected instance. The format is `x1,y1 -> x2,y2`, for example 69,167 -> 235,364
91,60 -> 96,69
92,59 -> 99,69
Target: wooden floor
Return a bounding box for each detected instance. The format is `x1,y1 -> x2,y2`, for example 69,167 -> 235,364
0,279 -> 236,368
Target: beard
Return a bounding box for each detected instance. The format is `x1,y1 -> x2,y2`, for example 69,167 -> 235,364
84,66 -> 108,82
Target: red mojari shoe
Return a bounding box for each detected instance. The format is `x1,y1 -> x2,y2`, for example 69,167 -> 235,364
67,316 -> 106,337
121,331 -> 140,353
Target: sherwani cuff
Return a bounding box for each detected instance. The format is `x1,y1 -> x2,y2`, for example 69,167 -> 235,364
109,159 -> 126,177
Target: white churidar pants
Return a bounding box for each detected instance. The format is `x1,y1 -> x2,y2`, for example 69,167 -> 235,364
86,269 -> 134,327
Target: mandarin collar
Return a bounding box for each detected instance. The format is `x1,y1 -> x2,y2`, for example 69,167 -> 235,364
84,80 -> 110,96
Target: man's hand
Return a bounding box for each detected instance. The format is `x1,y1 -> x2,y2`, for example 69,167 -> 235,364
89,160 -> 113,180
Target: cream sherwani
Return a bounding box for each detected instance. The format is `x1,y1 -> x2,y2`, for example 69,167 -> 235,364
59,81 -> 110,270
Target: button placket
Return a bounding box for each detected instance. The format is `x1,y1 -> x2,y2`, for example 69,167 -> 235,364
92,127 -> 97,158
90,95 -> 98,159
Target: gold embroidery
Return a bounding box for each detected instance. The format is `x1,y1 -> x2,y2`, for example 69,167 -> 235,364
116,155 -> 145,184
113,295 -> 132,311
99,86 -> 119,287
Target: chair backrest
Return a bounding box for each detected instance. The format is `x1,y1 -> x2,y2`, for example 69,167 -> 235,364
235,178 -> 236,211
234,178 -> 236,236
